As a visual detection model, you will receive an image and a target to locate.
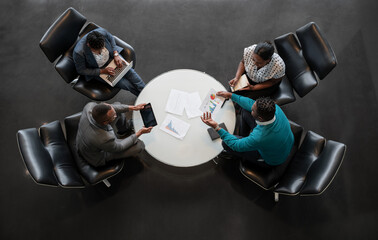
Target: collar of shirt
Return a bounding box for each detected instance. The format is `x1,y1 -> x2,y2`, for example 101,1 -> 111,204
256,115 -> 276,126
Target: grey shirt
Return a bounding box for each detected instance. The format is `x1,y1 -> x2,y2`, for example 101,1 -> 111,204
76,102 -> 137,166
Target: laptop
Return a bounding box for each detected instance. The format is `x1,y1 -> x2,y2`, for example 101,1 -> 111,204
99,56 -> 133,87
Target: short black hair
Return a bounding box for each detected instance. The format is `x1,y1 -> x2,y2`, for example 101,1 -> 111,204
87,31 -> 105,50
255,97 -> 276,121
92,103 -> 111,124
254,41 -> 274,60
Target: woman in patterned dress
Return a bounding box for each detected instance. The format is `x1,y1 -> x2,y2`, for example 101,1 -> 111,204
229,41 -> 286,100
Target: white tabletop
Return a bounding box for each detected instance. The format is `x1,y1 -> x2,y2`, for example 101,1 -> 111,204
133,69 -> 235,167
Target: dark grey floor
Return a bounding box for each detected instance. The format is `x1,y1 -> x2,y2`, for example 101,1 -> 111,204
1,0 -> 378,239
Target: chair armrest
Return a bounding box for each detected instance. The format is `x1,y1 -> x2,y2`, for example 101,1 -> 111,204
115,36 -> 136,68
271,76 -> 296,106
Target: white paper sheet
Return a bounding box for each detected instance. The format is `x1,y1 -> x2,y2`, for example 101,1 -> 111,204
165,89 -> 188,116
160,114 -> 191,140
199,88 -> 225,116
185,92 -> 203,119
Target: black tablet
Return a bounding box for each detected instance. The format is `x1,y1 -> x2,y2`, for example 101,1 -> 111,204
140,103 -> 158,127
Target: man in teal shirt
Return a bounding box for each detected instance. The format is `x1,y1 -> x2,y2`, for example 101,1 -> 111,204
201,91 -> 294,168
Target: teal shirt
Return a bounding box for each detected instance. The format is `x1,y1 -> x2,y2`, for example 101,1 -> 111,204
218,94 -> 294,165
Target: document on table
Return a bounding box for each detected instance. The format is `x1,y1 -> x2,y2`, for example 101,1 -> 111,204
165,89 -> 187,116
185,92 -> 203,119
160,114 -> 191,140
199,88 -> 225,116
165,89 -> 203,118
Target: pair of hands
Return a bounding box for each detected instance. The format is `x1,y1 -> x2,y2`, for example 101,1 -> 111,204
103,55 -> 125,76
229,77 -> 254,91
130,103 -> 154,137
200,91 -> 232,129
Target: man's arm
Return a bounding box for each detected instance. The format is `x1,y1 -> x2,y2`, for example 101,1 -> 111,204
218,129 -> 259,152
98,134 -> 138,153
73,47 -> 101,77
217,91 -> 254,112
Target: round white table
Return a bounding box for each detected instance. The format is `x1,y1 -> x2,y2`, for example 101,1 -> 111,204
133,69 -> 235,167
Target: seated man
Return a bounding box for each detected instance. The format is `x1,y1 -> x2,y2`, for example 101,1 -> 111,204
73,28 -> 145,96
201,91 -> 294,168
76,102 -> 153,167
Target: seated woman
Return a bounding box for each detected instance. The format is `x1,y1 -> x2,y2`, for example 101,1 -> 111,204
229,41 -> 285,99
73,28 -> 145,97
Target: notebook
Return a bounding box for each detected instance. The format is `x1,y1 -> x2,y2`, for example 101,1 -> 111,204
99,56 -> 133,87
207,123 -> 228,140
230,74 -> 249,92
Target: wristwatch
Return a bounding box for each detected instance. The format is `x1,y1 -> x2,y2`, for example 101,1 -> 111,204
114,52 -> 119,57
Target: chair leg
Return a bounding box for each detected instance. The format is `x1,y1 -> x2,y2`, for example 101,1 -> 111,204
103,179 -> 111,187
274,192 -> 279,202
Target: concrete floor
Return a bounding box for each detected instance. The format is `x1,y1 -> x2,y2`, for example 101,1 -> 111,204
1,0 -> 378,239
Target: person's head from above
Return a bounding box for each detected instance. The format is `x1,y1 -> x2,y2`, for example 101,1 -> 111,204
253,41 -> 274,68
87,31 -> 105,51
92,103 -> 117,126
251,97 -> 276,122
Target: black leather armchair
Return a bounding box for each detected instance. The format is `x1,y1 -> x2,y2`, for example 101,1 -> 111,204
64,113 -> 124,186
273,22 -> 337,99
16,116 -> 124,188
239,121 -> 303,190
40,7 -> 136,101
239,121 -> 346,202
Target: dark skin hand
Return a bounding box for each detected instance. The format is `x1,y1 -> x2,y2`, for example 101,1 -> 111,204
201,91 -> 232,129
201,112 -> 219,129
129,103 -> 154,137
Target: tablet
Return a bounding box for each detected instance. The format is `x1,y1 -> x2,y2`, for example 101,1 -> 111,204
140,103 -> 158,127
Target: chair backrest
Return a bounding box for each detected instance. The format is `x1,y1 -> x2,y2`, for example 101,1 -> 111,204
274,33 -> 318,97
16,121 -> 85,187
40,7 -> 87,63
296,22 -> 337,80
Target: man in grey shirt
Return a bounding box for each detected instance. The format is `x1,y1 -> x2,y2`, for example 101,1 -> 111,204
76,102 -> 153,167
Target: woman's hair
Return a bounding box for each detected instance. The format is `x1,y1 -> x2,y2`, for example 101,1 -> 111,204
87,31 -> 105,50
255,97 -> 276,121
254,41 -> 274,60
92,103 -> 111,124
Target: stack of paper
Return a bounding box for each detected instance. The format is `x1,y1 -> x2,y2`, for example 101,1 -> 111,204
165,89 -> 203,119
